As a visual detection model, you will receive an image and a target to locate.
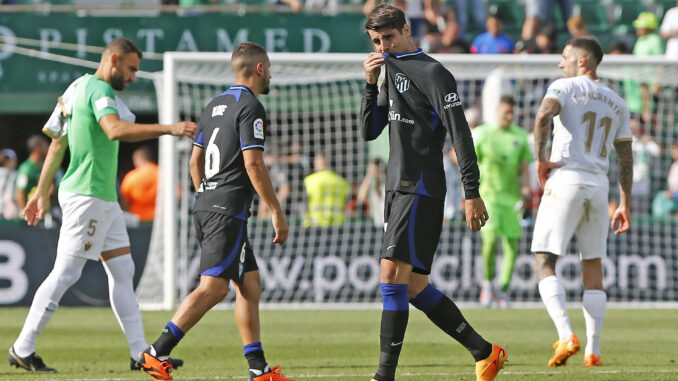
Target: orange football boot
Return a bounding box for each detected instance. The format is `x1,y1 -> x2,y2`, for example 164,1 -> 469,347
584,353 -> 603,367
548,334 -> 580,367
476,344 -> 508,381
251,365 -> 295,381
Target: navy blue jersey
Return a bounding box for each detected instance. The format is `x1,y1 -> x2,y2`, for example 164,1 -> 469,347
193,85 -> 266,220
359,49 -> 480,200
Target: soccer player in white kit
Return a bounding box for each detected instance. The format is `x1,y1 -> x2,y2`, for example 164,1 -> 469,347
531,37 -> 633,368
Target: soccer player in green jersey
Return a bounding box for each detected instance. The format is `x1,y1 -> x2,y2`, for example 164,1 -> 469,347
9,37 -> 196,373
473,96 -> 531,309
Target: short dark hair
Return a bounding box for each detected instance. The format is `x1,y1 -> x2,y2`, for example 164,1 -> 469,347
233,42 -> 268,59
566,36 -> 603,66
499,96 -> 515,106
365,3 -> 407,31
104,37 -> 143,59
27,134 -> 47,152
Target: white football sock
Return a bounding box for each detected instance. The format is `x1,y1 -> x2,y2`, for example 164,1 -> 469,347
538,275 -> 573,342
14,255 -> 87,358
582,289 -> 606,356
103,255 -> 147,358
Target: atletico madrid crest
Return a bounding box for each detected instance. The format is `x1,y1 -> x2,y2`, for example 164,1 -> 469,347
395,73 -> 410,93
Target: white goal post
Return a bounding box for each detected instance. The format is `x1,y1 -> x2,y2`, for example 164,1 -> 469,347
139,52 -> 678,310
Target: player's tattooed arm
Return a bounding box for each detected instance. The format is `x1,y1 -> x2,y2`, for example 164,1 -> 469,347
533,98 -> 561,161
534,252 -> 558,281
614,140 -> 633,208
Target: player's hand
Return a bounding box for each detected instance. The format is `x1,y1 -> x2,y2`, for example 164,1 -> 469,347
464,197 -> 489,231
23,193 -> 48,226
169,121 -> 197,139
363,52 -> 384,85
535,160 -> 564,188
610,204 -> 631,235
271,210 -> 289,245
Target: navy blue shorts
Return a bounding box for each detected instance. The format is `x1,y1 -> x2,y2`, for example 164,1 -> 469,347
381,191 -> 444,275
194,211 -> 258,284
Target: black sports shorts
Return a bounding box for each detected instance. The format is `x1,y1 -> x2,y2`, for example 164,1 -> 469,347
381,191 -> 444,275
194,211 -> 258,284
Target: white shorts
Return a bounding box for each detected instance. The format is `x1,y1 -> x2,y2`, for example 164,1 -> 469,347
531,184 -> 609,260
57,191 -> 130,261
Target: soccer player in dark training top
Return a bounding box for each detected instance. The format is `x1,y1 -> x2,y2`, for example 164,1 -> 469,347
136,42 -> 294,381
359,4 -> 507,381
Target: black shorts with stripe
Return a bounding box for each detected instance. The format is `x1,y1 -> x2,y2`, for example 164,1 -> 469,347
381,191 -> 444,275
194,211 -> 258,285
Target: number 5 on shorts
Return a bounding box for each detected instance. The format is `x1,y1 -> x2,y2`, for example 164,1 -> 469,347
87,219 -> 98,236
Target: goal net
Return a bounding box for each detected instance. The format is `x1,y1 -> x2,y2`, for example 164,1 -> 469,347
138,53 -> 678,310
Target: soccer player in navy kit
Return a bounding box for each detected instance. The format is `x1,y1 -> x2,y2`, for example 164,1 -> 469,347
359,4 -> 507,381
136,42 -> 294,381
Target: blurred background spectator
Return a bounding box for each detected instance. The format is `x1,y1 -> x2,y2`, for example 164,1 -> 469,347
14,135 -> 49,214
630,117 -> 662,214
661,0 -> 678,58
355,158 -> 386,227
303,151 -> 349,227
567,14 -> 590,38
522,0 -> 573,41
471,12 -> 514,54
120,146 -> 159,222
0,149 -> 18,220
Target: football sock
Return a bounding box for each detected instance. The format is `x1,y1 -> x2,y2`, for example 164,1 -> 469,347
375,283 -> 409,381
152,321 -> 185,357
499,237 -> 519,293
102,254 -> 147,358
582,289 -> 606,356
244,342 -> 270,377
538,275 -> 573,341
410,284 -> 492,362
14,255 -> 87,358
480,229 -> 499,281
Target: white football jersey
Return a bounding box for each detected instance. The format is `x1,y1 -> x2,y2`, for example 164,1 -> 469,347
543,76 -> 632,188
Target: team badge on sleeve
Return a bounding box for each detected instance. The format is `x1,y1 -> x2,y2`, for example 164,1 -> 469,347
253,118 -> 264,139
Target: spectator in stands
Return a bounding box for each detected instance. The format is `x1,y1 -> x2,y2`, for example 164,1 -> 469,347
303,150 -> 349,227
454,0 -> 487,40
258,149 -> 292,219
277,0 -> 304,13
424,3 -> 472,53
0,148 -> 18,219
120,146 -> 158,222
364,0 -> 440,43
628,12 -> 664,125
515,23 -> 558,54
471,13 -> 514,54
652,143 -> 678,217
660,0 -> 678,58
355,158 -> 386,227
15,135 -> 49,213
607,40 -> 630,55
567,15 -> 590,38
522,0 -> 573,41
630,117 -> 661,214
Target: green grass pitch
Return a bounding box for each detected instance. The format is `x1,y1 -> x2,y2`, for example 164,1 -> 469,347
1,307 -> 677,380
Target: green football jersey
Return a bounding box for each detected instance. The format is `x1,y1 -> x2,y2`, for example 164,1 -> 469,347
15,159 -> 41,201
473,123 -> 531,206
59,74 -> 120,201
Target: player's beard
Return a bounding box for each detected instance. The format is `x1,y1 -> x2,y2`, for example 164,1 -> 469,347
111,71 -> 126,91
